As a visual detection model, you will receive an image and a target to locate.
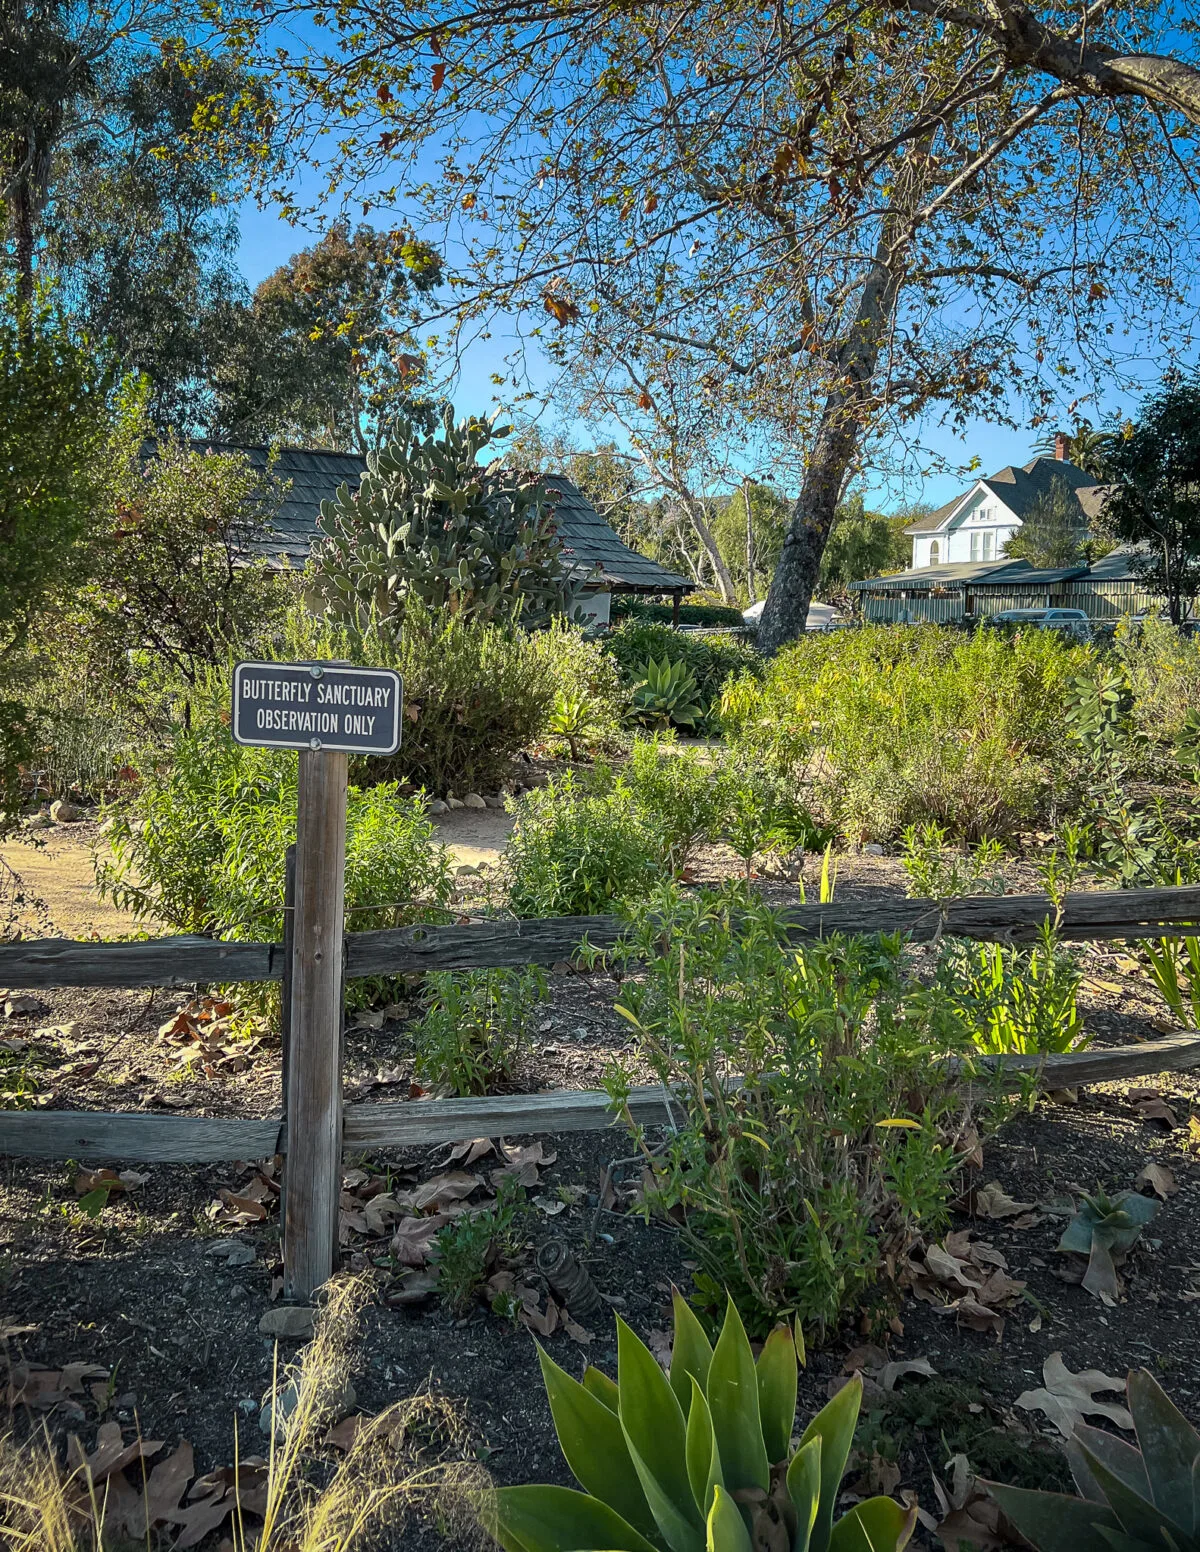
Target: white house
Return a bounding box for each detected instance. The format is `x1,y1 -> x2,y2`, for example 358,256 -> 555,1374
905,438 -> 1108,567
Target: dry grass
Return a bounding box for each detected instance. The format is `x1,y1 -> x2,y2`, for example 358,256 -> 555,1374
0,1275 -> 487,1552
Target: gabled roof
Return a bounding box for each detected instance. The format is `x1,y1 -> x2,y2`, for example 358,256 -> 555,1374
905,456 -> 1110,535
181,443 -> 693,594
850,549 -> 1146,593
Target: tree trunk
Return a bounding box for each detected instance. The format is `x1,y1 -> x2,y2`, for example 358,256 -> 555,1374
683,493 -> 737,603
744,480 -> 756,603
757,230 -> 903,654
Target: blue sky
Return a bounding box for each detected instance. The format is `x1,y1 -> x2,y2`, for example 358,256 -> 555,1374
234,191 -> 1142,513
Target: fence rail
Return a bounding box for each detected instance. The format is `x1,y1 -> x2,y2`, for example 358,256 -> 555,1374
5,1031 -> 1200,1162
5,884 -> 1200,991
3,885 -> 1200,1167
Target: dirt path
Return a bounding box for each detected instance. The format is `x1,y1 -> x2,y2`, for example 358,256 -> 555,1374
0,808 -> 517,943
0,826 -> 147,939
432,805 -> 514,868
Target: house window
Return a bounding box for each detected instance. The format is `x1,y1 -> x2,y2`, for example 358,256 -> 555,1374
970,531 -> 994,562
929,540 -> 940,564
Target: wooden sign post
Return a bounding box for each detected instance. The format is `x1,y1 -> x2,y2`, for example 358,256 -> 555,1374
232,660 -> 402,1301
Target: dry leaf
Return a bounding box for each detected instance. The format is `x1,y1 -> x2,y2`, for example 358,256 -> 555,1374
447,1138 -> 495,1167
396,1171 -> 481,1214
1136,1161 -> 1178,1199
1014,1352 -> 1133,1438
324,1415 -> 363,1451
1130,1090 -> 1179,1129
974,1181 -> 1035,1219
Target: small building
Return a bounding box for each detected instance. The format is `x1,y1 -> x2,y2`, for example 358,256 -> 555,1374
904,442 -> 1108,568
192,444 -> 695,624
849,549 -> 1163,625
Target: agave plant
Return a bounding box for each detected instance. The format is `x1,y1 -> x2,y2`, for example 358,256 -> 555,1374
631,658 -> 704,730
488,1293 -> 917,1552
987,1369 -> 1200,1549
548,690 -> 598,761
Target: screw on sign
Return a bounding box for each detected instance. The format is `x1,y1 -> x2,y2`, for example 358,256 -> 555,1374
232,661 -> 403,1302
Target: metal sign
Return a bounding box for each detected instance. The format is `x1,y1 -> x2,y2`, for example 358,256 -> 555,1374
232,661 -> 403,755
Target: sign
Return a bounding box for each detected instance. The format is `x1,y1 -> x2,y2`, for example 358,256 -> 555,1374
232,661 -> 402,755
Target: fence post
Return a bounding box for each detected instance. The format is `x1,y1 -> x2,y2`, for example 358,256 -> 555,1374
278,842 -> 296,1225
283,752 -> 348,1301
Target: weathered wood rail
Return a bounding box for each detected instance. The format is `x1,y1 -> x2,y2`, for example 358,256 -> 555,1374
3,883 -> 1200,1166
5,883 -> 1200,990
4,1032 -> 1200,1162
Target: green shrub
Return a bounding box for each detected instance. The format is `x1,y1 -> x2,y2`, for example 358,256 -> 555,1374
986,1370 -> 1200,1550
267,602 -> 557,796
935,924 -> 1086,1056
612,597 -> 748,628
722,624 -> 1091,842
604,882 -> 974,1336
504,772 -> 659,917
97,718 -> 452,944
604,620 -> 762,730
413,967 -> 547,1095
624,736 -> 726,874
432,1175 -> 528,1315
1116,610 -> 1200,748
528,621 -> 627,751
899,821 -> 1006,899
490,1293 -> 917,1552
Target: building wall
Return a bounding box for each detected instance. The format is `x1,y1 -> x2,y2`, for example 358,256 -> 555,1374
911,489 -> 1020,567
858,578 -> 1162,625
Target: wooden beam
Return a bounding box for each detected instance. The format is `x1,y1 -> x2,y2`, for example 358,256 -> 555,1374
0,1111 -> 282,1162
4,1033 -> 1198,1164
4,884 -> 1200,991
283,750 -> 348,1302
0,936 -> 278,989
345,885 -> 1200,978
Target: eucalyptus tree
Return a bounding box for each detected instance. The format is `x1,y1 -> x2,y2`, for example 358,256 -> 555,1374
209,0 -> 1200,646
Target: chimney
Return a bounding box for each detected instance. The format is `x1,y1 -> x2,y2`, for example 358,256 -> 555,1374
1054,431 -> 1068,461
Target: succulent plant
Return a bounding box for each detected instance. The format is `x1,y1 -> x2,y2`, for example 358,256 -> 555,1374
488,1293 -> 917,1552
1058,1188 -> 1158,1298
548,690 -> 598,761
632,657 -> 704,730
986,1369 -> 1200,1549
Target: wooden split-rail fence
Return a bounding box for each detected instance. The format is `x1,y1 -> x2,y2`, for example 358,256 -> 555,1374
3,881 -> 1200,1294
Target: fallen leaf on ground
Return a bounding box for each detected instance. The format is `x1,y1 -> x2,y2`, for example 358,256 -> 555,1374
1014,1352 -> 1133,1438
931,1454 -> 1010,1550
1136,1161 -> 1178,1198
974,1181 -> 1035,1219
324,1415 -> 363,1451
1130,1090 -> 1179,1128
447,1137 -> 495,1167
396,1171 -> 482,1214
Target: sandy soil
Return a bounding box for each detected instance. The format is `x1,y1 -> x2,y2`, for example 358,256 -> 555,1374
0,825 -> 144,939
433,806 -> 514,868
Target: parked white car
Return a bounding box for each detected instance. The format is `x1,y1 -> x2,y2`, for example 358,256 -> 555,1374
982,607 -> 1092,642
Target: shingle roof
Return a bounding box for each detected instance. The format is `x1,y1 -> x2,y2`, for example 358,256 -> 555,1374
850,550 -> 1147,593
182,442 -> 693,594
904,457 -> 1111,534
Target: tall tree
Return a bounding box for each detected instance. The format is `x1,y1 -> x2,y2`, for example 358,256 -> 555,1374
209,221 -> 442,451
1001,476 -> 1087,568
43,49 -> 265,429
818,496 -> 911,596
210,0 -> 1200,649
1103,377 -> 1200,627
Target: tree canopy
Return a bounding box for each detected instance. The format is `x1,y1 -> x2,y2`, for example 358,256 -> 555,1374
206,0 -> 1200,648
1103,377 -> 1200,626
1001,477 -> 1087,569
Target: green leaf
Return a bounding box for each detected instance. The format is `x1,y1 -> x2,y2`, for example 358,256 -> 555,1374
670,1289 -> 714,1417
983,1483 -> 1122,1550
756,1324 -> 798,1464
827,1496 -> 916,1552
1127,1370 -> 1200,1535
685,1376 -> 724,1519
785,1436 -> 822,1552
706,1485 -> 754,1552
583,1365 -> 621,1414
706,1297 -> 769,1495
617,1315 -> 704,1552
1074,1439 -> 1181,1545
1067,1424 -> 1148,1503
799,1377 -> 861,1552
538,1345 -> 659,1542
492,1486 -> 662,1552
